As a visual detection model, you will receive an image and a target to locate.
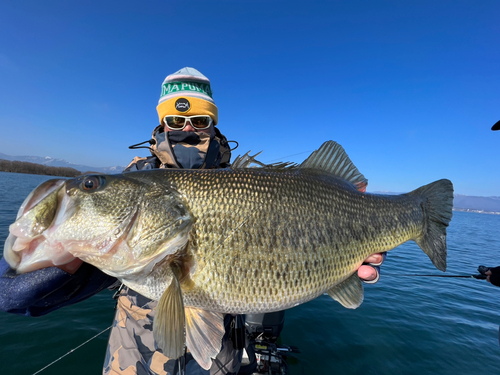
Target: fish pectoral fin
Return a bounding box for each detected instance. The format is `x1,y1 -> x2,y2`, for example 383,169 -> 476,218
153,272 -> 185,359
326,273 -> 364,309
185,307 -> 225,370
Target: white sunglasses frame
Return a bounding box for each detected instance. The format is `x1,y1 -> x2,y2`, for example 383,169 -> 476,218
163,115 -> 213,130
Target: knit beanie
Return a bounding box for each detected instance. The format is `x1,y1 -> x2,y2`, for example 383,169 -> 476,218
157,67 -> 218,125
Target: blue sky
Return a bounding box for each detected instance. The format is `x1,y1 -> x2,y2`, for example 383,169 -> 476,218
0,1 -> 498,196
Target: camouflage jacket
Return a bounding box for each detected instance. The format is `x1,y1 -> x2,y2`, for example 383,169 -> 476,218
124,125 -> 232,172
103,288 -> 242,375
104,126 -> 241,375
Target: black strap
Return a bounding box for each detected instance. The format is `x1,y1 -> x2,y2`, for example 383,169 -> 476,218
128,139 -> 155,150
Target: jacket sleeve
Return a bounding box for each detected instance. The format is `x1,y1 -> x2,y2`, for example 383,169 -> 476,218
123,156 -> 160,172
0,257 -> 117,317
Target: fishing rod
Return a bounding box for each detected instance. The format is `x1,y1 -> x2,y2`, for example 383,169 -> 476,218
392,266 -> 491,280
394,274 -> 486,279
31,298 -> 156,375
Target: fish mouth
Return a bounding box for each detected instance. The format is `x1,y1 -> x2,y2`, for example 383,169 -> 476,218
4,178 -> 79,273
5,175 -> 193,279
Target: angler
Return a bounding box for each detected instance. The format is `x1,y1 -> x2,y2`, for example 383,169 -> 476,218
0,67 -> 385,375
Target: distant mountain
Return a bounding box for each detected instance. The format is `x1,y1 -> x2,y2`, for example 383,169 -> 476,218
0,152 -> 126,174
453,194 -> 500,214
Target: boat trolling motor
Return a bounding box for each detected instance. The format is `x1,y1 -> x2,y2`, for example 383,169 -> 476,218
237,312 -> 300,375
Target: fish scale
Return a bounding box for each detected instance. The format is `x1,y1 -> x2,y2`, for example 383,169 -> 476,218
4,141 -> 453,368
121,167 -> 429,314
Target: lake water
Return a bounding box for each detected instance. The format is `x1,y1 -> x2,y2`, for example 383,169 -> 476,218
0,171 -> 499,374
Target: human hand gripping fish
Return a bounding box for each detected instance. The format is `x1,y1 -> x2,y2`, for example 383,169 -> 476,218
3,140 -> 453,370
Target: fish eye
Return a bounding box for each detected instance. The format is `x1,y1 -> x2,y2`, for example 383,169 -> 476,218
81,176 -> 105,191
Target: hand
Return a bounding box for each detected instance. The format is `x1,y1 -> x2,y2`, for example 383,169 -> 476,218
485,266 -> 500,287
0,257 -> 117,316
358,253 -> 386,284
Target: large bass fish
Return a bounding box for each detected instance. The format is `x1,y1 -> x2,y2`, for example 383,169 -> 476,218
4,141 -> 453,369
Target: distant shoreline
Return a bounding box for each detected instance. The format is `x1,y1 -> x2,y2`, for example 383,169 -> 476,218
0,159 -> 81,177
453,208 -> 500,215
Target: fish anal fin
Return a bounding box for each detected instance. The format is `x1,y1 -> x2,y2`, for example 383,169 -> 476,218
326,273 -> 364,309
300,141 -> 368,189
153,272 -> 185,359
185,307 -> 225,370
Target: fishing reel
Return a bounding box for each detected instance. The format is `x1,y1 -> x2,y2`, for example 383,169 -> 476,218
251,341 -> 300,375
237,312 -> 301,375
239,337 -> 300,375
475,265 -> 491,280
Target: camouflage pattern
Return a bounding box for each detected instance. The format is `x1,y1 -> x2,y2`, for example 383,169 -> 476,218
104,288 -> 241,375
125,125 -> 232,172
214,128 -> 232,167
103,289 -> 169,375
124,156 -> 160,172
156,131 -> 215,169
108,125 -> 240,374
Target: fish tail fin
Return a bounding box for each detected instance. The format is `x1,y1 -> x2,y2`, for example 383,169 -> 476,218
408,179 -> 454,272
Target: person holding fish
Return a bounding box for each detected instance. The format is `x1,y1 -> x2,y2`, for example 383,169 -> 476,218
0,67 -> 386,375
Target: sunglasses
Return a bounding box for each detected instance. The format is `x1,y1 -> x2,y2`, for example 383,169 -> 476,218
163,115 -> 213,130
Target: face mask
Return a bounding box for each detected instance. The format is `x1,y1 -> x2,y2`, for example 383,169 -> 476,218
154,129 -> 222,169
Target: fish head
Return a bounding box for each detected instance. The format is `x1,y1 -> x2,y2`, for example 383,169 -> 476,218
5,173 -> 193,279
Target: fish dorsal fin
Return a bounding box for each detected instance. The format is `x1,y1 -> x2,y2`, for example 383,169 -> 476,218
231,151 -> 265,169
300,141 -> 368,192
326,273 -> 364,309
185,307 -> 225,370
153,268 -> 185,359
232,151 -> 296,170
